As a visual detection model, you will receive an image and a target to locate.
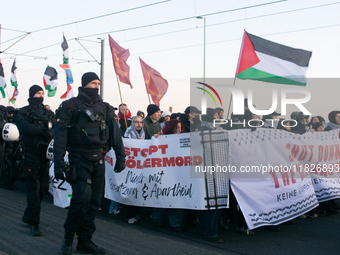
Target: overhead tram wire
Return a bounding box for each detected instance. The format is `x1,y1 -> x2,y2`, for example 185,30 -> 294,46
2,0 -> 340,61
9,20 -> 340,66
77,0 -> 287,39
1,0 -> 287,60
130,22 -> 340,56
7,0 -> 171,38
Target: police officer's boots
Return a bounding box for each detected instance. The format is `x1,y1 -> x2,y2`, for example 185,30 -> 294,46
76,238 -> 106,254
61,229 -> 75,255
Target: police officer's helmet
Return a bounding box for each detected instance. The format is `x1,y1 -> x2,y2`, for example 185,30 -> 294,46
2,123 -> 19,142
46,139 -> 54,160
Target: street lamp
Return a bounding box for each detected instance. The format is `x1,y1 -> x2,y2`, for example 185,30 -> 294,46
97,37 -> 105,99
196,16 -> 206,114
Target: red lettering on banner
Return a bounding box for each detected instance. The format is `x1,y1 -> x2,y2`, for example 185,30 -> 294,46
131,147 -> 141,157
184,156 -> 192,166
269,170 -> 279,189
163,157 -> 175,167
149,145 -> 158,155
152,158 -> 162,167
308,145 -> 314,161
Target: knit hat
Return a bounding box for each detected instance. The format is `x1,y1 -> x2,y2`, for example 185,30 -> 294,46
161,111 -> 171,118
29,85 -> 44,98
81,72 -> 100,87
147,104 -> 160,116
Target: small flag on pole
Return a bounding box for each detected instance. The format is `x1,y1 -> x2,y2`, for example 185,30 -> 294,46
43,66 -> 58,97
60,64 -> 74,85
10,59 -> 18,88
0,63 -> 7,98
9,87 -> 18,104
60,83 -> 74,100
235,31 -> 312,86
139,57 -> 168,107
108,35 -> 132,88
61,34 -> 69,64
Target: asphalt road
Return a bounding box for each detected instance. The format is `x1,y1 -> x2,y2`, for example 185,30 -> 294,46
1,181 -> 339,255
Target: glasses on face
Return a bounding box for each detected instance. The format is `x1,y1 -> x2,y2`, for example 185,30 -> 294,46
134,121 -> 143,124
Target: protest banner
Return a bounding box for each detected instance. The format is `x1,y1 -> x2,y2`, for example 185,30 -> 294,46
104,132 -> 229,210
229,128 -> 340,229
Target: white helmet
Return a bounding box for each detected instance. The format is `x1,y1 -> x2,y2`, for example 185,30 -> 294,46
46,139 -> 54,160
2,123 -> 19,142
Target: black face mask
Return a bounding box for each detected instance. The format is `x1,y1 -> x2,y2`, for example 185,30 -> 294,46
28,97 -> 44,106
81,87 -> 99,99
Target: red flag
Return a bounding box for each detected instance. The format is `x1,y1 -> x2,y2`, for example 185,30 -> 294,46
108,35 -> 132,88
139,57 -> 168,107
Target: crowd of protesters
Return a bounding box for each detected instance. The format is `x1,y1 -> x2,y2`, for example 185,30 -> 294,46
1,99 -> 340,244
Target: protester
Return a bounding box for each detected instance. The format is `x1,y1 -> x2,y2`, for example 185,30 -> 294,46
124,115 -> 145,224
216,107 -> 224,119
312,122 -> 324,131
143,104 -> 161,139
290,114 -> 309,134
179,106 -> 201,132
276,119 -> 293,132
160,110 -> 171,129
150,119 -> 185,232
53,72 -> 126,254
14,85 -> 54,236
118,103 -> 132,133
137,110 -> 145,119
170,112 -> 180,120
324,110 -> 340,131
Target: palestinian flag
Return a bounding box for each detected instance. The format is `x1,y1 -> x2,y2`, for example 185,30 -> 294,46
236,31 -> 312,86
0,63 -> 7,98
43,66 -> 58,97
9,87 -> 18,104
10,58 -> 18,88
61,34 -> 69,64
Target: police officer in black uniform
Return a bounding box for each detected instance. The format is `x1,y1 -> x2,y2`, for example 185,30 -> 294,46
53,72 -> 126,255
14,85 -> 54,236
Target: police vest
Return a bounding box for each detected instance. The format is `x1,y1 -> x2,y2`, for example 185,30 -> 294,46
20,106 -> 54,152
67,99 -> 109,150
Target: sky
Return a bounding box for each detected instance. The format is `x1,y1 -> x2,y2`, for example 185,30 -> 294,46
1,0 -> 340,119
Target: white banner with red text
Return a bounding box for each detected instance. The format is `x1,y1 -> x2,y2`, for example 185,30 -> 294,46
229,128 -> 340,229
104,133 -> 229,210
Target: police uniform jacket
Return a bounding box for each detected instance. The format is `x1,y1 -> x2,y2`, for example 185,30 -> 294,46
53,88 -> 125,170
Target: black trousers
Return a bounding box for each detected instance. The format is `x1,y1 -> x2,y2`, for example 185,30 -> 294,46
23,152 -> 50,226
64,160 -> 105,241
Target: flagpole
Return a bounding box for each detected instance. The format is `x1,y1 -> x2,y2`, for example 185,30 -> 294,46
115,75 -> 128,129
147,93 -> 151,104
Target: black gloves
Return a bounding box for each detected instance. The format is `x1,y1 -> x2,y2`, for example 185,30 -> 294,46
54,167 -> 66,181
114,161 -> 126,173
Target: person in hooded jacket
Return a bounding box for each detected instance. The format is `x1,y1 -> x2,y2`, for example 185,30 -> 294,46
14,85 -> 54,237
290,114 -> 309,134
324,110 -> 340,131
